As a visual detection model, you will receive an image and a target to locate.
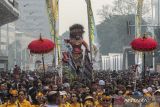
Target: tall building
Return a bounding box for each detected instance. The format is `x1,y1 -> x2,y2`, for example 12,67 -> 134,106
10,32 -> 36,71
0,0 -> 19,26
0,23 -> 32,71
16,0 -> 50,38
152,0 -> 160,72
14,0 -> 53,70
0,0 -> 19,71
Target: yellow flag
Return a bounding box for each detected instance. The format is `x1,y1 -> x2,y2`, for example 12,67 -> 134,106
46,0 -> 61,66
51,0 -> 59,20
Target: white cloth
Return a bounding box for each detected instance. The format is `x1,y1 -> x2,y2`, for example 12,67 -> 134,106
0,98 -> 2,104
99,80 -> 105,86
147,87 -> 152,92
59,91 -> 67,96
143,89 -> 148,93
63,83 -> 70,88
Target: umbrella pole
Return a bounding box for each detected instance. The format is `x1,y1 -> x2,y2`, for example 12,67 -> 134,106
143,52 -> 146,81
42,54 -> 45,76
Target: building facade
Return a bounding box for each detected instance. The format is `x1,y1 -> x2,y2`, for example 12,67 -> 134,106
152,0 -> 160,25
16,0 -> 50,38
0,0 -> 19,71
12,0 -> 53,70
152,0 -> 160,72
0,0 -> 19,26
101,53 -> 123,71
11,32 -> 37,71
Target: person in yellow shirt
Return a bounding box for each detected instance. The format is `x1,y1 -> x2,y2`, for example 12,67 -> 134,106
70,94 -> 82,107
32,92 -> 45,107
83,96 -> 95,107
97,94 -> 112,107
92,92 -> 99,107
146,89 -> 160,107
18,90 -> 32,107
0,89 -> 19,107
59,91 -> 71,107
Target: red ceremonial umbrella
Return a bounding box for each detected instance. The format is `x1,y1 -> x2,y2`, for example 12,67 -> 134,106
131,36 -> 158,52
28,34 -> 55,74
130,34 -> 158,80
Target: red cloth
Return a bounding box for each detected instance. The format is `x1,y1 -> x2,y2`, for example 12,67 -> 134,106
114,96 -> 125,105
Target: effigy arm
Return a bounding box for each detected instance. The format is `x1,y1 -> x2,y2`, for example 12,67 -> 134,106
82,40 -> 90,52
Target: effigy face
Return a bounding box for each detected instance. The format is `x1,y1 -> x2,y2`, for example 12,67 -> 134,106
69,24 -> 85,54
69,24 -> 84,39
70,31 -> 83,40
69,24 -> 85,68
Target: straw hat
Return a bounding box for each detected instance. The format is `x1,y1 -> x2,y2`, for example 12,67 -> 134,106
154,89 -> 160,95
85,96 -> 94,101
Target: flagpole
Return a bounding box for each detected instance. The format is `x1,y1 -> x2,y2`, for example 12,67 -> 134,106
51,0 -> 63,83
86,0 -> 95,82
46,0 -> 62,83
86,0 -> 93,62
53,16 -> 57,67
135,0 -> 144,79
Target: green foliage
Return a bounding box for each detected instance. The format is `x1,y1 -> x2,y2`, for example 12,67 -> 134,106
63,66 -> 75,82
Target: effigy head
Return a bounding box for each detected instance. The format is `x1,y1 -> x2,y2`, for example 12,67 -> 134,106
69,24 -> 84,39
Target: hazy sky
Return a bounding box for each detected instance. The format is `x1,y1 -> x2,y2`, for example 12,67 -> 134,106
59,0 -> 114,35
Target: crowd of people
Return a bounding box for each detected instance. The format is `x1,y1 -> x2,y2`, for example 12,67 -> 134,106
0,68 -> 160,107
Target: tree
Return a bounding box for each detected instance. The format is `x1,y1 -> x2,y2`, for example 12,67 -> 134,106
98,0 -> 151,21
113,0 -> 136,15
97,5 -> 114,21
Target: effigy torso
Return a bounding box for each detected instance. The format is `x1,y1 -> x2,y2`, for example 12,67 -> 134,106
69,39 -> 83,68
